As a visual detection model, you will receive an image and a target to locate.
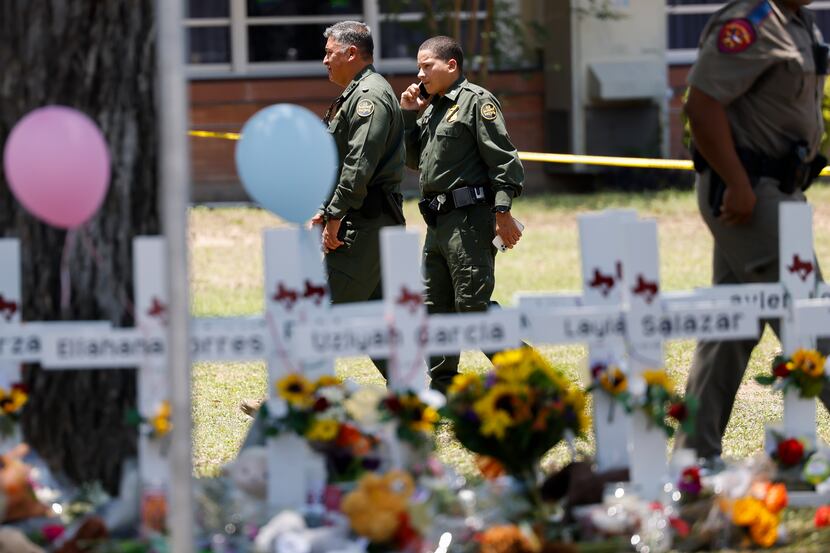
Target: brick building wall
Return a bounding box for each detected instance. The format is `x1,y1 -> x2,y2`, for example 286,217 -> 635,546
189,70 -> 546,201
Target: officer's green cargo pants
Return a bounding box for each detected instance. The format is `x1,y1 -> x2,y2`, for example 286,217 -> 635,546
422,204 -> 497,392
674,173 -> 830,459
325,211 -> 400,379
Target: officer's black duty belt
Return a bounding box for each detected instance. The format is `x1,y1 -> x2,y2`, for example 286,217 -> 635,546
424,185 -> 493,214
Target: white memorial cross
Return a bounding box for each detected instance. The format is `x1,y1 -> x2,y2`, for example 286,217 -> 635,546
292,227 -> 523,390
0,238 -> 109,451
772,203 -> 830,447
0,235 -> 271,524
516,210 -> 635,472
513,213 -> 763,498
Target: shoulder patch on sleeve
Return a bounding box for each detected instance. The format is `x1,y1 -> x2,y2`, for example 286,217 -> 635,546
717,18 -> 757,53
480,102 -> 498,121
356,99 -> 374,117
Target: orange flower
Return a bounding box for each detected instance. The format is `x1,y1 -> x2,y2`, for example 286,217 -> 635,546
732,497 -> 762,526
336,423 -> 361,447
478,525 -> 536,553
475,455 -> 506,480
764,483 -> 788,514
749,509 -> 779,548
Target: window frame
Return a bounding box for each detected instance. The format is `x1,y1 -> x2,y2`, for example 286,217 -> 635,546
185,0 -> 490,79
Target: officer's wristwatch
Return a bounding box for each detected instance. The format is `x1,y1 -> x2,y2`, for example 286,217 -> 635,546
492,205 -> 510,214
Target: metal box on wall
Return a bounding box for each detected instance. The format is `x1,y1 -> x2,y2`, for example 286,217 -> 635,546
544,0 -> 669,169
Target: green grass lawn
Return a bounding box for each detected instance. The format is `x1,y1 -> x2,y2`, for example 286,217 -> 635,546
189,184 -> 830,550
190,185 -> 830,552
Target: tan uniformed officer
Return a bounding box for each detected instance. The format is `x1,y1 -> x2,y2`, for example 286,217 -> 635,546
675,0 -> 830,464
311,21 -> 406,379
400,36 -> 524,392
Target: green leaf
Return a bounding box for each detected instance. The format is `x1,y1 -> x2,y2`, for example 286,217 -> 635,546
755,375 -> 776,386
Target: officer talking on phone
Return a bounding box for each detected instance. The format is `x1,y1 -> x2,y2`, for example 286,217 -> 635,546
400,35 -> 524,393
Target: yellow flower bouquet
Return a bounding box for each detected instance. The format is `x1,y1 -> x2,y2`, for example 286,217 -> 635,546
441,347 -> 586,480
589,364 -> 697,438
756,348 -> 828,399
264,373 -> 382,482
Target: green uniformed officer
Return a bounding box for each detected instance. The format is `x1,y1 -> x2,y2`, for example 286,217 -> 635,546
400,36 -> 524,392
674,0 -> 830,463
311,21 -> 406,380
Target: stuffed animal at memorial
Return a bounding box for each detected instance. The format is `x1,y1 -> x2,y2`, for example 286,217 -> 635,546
0,444 -> 49,522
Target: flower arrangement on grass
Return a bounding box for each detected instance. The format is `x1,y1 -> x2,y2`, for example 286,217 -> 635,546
589,364 -> 696,438
0,382 -> 28,438
264,373 -> 381,482
755,348 -> 828,398
442,348 -> 586,480
378,390 -> 440,450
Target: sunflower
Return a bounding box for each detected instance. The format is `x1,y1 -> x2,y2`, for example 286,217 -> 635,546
791,349 -> 826,378
493,348 -> 534,384
599,366 -> 628,395
306,418 -> 339,441
479,410 -> 514,439
277,374 -> 315,407
642,369 -> 674,393
408,404 -> 440,433
474,383 -> 527,438
151,401 -> 172,437
0,384 -> 28,415
447,373 -> 483,395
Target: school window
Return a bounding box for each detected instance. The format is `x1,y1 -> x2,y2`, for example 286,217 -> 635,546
185,0 -> 523,78
667,1 -> 830,65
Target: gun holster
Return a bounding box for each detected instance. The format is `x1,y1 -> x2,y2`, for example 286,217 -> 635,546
418,198 -> 437,227
779,142 -> 826,194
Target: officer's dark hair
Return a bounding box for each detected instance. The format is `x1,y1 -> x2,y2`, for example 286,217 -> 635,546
419,36 -> 464,73
323,21 -> 374,59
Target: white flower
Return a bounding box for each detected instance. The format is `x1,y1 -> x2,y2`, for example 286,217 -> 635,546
343,386 -> 385,426
628,375 -> 647,402
318,385 -> 345,405
267,398 -> 288,418
418,389 -> 446,409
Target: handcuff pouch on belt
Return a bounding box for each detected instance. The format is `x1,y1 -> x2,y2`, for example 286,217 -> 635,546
418,185 -> 492,227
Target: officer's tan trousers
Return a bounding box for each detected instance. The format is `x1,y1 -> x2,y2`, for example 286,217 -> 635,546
674,173 -> 830,459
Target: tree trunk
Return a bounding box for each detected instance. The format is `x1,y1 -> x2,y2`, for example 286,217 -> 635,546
0,1 -> 158,494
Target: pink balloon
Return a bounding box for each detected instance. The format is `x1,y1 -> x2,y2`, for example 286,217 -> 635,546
3,106 -> 111,229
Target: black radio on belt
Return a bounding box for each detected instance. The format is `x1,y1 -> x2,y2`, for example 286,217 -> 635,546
418,185 -> 493,227
814,43 -> 829,75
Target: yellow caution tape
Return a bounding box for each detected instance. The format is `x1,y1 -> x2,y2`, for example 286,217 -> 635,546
188,130 -> 830,176
189,130 -> 241,140
518,151 -> 694,170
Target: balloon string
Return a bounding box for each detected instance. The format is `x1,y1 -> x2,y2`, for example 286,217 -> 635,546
76,227 -> 137,321
59,230 -> 77,312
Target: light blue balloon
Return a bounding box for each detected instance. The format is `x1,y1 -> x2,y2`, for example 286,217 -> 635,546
235,104 -> 338,224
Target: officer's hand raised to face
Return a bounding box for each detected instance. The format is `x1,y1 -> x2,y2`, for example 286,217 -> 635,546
401,83 -> 430,112
495,212 -> 522,249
